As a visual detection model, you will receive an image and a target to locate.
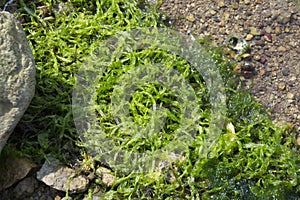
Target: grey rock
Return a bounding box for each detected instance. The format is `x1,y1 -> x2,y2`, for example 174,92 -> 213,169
37,158 -> 89,194
277,12 -> 291,24
0,156 -> 37,190
95,167 -> 115,187
0,11 -> 36,153
13,177 -> 38,199
282,68 -> 290,76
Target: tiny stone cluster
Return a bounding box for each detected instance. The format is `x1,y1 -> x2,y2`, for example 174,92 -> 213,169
159,0 -> 300,129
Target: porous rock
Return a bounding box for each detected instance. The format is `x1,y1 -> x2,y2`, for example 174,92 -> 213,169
37,158 -> 89,194
0,156 -> 37,190
0,11 -> 36,153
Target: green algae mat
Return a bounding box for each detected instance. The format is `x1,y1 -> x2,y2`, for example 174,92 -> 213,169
2,0 -> 300,199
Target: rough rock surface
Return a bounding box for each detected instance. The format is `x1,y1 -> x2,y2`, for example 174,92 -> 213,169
12,177 -> 39,199
37,158 -> 89,194
0,156 -> 37,190
0,11 -> 36,153
95,167 -> 116,187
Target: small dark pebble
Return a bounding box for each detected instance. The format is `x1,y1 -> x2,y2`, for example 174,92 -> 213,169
295,95 -> 300,102
243,71 -> 253,79
242,62 -> 255,71
260,29 -> 266,36
257,22 -> 265,28
255,35 -> 261,40
263,33 -> 272,42
213,18 -> 221,23
256,40 -> 265,46
282,68 -> 290,76
260,56 -> 267,64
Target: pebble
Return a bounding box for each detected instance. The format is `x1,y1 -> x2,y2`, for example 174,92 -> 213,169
284,27 -> 290,33
265,26 -> 272,33
13,177 -> 38,198
243,71 -> 253,79
277,57 -> 283,63
263,33 -> 272,42
254,54 -> 261,61
277,46 -> 286,52
290,76 -> 296,82
245,34 -> 253,40
282,68 -> 289,76
278,82 -> 286,91
250,27 -> 260,35
275,26 -> 281,35
37,158 -> 89,194
244,0 -> 250,4
287,93 -> 294,99
232,2 -> 239,9
255,39 -> 265,46
96,167 -> 116,187
260,56 -> 267,64
186,15 -> 195,22
0,156 -> 37,190
217,0 -> 226,8
259,68 -> 266,76
210,9 -> 217,15
277,12 -> 291,24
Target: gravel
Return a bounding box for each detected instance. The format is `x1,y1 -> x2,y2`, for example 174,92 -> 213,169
159,0 -> 300,129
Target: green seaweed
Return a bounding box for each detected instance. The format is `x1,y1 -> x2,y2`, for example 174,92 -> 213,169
2,0 -> 300,199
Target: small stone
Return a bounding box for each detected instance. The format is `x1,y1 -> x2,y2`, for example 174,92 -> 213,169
37,158 -> 89,194
278,82 -> 286,91
259,68 -> 266,76
210,9 -> 217,15
287,93 -> 294,99
96,167 -> 116,187
254,55 -> 260,61
186,15 -> 195,22
277,46 -> 286,52
244,0 -> 250,4
243,71 -> 253,79
234,65 -> 242,73
290,76 -> 296,81
55,196 -> 62,200
263,33 -> 272,42
61,197 -> 72,200
13,177 -> 38,199
284,27 -> 290,33
224,12 -> 230,20
265,26 -> 272,33
260,56 -> 267,64
0,156 -> 37,190
277,12 -> 291,24
275,26 -> 281,35
255,36 -> 263,42
242,62 -> 254,71
241,53 -> 251,59
213,17 -> 221,22
232,2 -> 239,9
282,68 -> 289,76
245,34 -> 253,41
250,27 -> 260,36
277,57 -> 284,63
260,29 -> 266,36
217,0 -> 226,8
